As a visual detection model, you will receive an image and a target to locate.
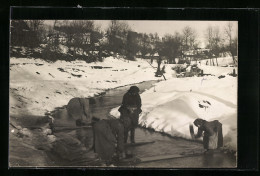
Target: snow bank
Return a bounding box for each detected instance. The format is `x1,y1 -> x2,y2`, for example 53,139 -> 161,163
110,67 -> 237,151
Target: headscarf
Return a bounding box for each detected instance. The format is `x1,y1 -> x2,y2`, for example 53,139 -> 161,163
193,118 -> 205,127
128,86 -> 140,93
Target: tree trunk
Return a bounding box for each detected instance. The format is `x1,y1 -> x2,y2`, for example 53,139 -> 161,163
231,53 -> 236,65
211,58 -> 215,66
157,57 -> 161,73
215,57 -> 219,66
73,47 -> 76,57
157,63 -> 161,73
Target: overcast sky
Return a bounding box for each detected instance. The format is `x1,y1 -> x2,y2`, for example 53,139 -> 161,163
45,20 -> 238,48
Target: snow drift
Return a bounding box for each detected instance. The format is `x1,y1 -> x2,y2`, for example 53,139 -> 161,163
110,66 -> 237,151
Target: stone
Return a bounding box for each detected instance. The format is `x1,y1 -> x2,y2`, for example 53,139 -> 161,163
66,98 -> 92,123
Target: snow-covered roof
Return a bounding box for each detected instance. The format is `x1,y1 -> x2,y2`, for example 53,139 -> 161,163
153,52 -> 159,56
136,51 -> 142,56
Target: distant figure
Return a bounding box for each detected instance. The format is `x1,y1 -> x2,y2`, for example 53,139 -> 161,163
92,117 -> 125,163
193,118 -> 223,151
118,86 -> 142,144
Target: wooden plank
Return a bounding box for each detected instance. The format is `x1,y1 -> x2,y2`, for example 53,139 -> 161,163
117,157 -> 141,166
53,125 -> 92,132
139,152 -> 203,163
125,141 -> 155,147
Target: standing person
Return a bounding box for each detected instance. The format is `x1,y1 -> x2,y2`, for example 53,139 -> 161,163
193,118 -> 223,152
118,86 -> 142,144
92,117 -> 126,164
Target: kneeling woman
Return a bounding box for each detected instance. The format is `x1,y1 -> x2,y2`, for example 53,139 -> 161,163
193,118 -> 223,151
92,117 -> 125,164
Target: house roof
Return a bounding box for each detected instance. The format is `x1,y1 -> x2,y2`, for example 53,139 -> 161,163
136,51 -> 142,56
153,52 -> 159,56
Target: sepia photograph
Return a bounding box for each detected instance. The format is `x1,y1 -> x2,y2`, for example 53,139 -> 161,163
9,20 -> 238,168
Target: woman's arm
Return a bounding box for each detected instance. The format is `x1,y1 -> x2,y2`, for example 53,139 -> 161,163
137,94 -> 142,108
195,127 -> 203,138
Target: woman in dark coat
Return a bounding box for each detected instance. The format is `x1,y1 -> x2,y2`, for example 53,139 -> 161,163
118,86 -> 142,144
193,118 -> 223,150
92,117 -> 125,163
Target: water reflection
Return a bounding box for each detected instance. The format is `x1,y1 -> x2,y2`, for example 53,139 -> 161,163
201,151 -> 235,168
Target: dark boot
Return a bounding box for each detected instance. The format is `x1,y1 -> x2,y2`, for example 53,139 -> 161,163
124,129 -> 128,144
130,128 -> 135,144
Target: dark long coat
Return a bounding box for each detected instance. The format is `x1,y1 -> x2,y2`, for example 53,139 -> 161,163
118,87 -> 142,143
121,91 -> 142,110
194,119 -> 223,149
93,119 -> 124,161
118,89 -> 142,126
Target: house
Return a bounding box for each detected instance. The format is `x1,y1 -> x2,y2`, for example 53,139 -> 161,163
82,33 -> 91,45
47,31 -> 67,44
182,48 -> 210,63
136,51 -> 142,58
153,52 -> 159,57
143,52 -> 160,60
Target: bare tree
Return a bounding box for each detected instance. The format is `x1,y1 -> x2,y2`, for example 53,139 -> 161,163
182,26 -> 198,63
224,22 -> 238,64
160,32 -> 182,64
54,20 -> 96,57
26,20 -> 44,32
139,33 -> 150,57
205,26 -> 215,66
212,27 -> 223,66
205,26 -> 223,66
106,20 -> 131,57
107,20 -> 130,36
24,20 -> 45,46
182,26 -> 197,49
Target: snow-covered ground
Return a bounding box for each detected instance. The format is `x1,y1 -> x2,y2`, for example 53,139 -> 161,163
10,57 -> 163,116
194,56 -> 237,67
10,56 -> 237,151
